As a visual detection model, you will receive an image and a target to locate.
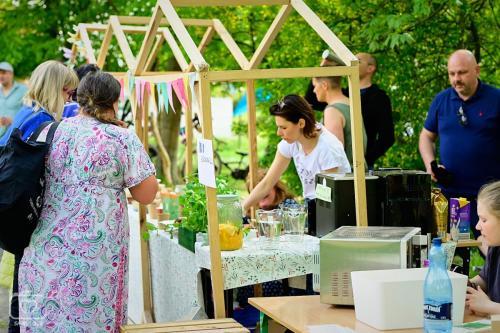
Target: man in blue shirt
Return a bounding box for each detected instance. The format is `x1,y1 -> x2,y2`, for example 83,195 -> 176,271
0,62 -> 28,138
419,49 -> 500,237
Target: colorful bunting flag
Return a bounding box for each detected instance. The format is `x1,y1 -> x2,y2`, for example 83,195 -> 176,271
161,82 -> 169,114
167,82 -> 175,113
156,83 -> 164,113
172,78 -> 188,108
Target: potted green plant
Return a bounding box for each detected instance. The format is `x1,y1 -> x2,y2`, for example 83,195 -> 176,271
178,174 -> 235,252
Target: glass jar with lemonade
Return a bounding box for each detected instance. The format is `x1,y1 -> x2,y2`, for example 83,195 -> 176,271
217,194 -> 243,251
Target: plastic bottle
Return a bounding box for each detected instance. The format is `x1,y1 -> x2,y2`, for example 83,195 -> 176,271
423,238 -> 453,332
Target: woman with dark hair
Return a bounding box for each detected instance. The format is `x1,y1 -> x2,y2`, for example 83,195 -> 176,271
242,94 -> 350,234
18,71 -> 157,332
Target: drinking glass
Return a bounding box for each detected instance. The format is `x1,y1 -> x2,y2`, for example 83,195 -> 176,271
256,209 -> 283,249
282,204 -> 307,241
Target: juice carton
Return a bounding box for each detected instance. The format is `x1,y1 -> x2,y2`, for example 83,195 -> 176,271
450,197 -> 470,241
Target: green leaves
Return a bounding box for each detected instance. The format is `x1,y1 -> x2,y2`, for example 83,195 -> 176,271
178,174 -> 236,233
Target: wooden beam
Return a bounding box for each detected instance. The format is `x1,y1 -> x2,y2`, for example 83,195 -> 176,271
85,23 -> 160,34
246,80 -> 258,196
291,0 -> 358,66
170,0 -> 289,6
144,35 -> 164,72
109,16 -> 137,70
206,66 -> 355,82
133,72 -> 188,83
96,23 -> 113,69
78,24 -> 97,64
137,88 -> 154,323
134,5 -> 164,76
107,72 -> 128,78
116,16 -> 214,27
162,28 -> 190,72
187,27 -> 215,72
249,4 -> 292,69
212,19 -> 250,70
158,0 -> 209,72
198,72 -> 226,319
184,79 -> 194,176
347,70 -> 368,227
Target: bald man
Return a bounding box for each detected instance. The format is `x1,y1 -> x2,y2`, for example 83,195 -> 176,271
305,51 -> 394,168
419,49 -> 500,237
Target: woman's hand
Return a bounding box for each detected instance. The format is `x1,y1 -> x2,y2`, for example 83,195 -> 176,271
466,285 -> 495,316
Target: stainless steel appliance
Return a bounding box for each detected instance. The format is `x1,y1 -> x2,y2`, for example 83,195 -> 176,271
319,226 -> 421,305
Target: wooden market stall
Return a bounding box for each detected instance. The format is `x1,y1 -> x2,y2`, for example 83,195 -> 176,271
70,0 -> 368,324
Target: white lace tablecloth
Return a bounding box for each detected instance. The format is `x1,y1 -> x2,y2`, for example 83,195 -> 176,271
129,205 -> 319,321
128,207 -> 206,323
195,235 -> 320,290
148,230 -> 206,322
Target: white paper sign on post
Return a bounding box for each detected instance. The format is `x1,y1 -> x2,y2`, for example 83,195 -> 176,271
197,138 -> 216,188
315,178 -> 332,202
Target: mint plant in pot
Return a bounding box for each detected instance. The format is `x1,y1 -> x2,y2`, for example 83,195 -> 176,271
178,174 -> 235,252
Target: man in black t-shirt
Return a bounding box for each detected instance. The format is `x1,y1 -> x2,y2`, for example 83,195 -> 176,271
305,51 -> 395,169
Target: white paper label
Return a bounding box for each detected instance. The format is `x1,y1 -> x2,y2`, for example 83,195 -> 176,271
197,138 -> 216,188
315,179 -> 332,202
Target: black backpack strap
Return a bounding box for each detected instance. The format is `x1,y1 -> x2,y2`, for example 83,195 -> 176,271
30,121 -> 60,144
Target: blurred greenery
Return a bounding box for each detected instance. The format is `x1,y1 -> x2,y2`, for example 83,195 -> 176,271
1,0 -> 498,195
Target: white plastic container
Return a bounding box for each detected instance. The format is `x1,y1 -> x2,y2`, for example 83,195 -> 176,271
351,268 -> 468,330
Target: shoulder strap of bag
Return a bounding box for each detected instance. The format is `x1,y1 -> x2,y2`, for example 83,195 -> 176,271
30,121 -> 60,144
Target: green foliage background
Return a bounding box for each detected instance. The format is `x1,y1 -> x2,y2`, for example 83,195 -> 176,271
1,0 -> 498,195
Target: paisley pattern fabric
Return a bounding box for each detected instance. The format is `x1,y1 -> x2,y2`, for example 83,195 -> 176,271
18,115 -> 155,332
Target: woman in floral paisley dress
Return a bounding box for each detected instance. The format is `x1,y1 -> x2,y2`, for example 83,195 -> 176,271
18,72 -> 158,332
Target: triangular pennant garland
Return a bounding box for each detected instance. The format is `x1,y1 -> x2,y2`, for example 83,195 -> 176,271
156,83 -> 164,113
161,82 -> 169,114
172,78 -> 188,108
167,81 -> 175,113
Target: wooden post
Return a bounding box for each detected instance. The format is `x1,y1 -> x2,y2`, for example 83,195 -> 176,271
198,72 -> 226,319
245,80 -> 258,196
184,77 -> 194,177
138,88 -> 155,323
347,68 -> 368,227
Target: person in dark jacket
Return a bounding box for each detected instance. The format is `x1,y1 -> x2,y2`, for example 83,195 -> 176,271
305,51 -> 395,169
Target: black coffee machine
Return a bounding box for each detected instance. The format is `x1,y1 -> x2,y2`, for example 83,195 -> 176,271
315,170 -> 432,237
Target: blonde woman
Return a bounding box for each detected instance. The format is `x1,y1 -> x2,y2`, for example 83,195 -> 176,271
18,71 -> 157,332
0,60 -> 78,144
0,60 -> 78,333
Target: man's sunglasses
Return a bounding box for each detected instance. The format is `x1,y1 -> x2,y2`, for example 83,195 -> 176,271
457,105 -> 468,126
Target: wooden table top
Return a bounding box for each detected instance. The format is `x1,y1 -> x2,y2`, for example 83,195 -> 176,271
249,295 -> 481,333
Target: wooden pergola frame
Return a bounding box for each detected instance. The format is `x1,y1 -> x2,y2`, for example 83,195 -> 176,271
71,0 -> 368,324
